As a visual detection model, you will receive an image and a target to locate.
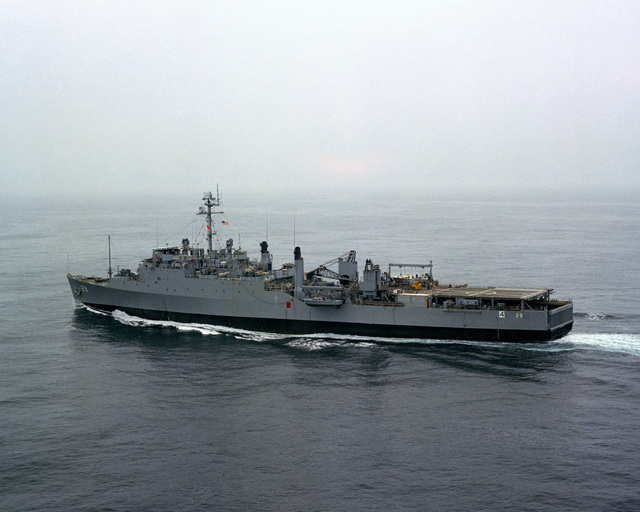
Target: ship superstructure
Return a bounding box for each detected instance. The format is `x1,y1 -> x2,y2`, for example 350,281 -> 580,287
68,191 -> 573,342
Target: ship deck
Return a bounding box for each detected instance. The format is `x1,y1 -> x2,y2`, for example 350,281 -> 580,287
428,287 -> 550,301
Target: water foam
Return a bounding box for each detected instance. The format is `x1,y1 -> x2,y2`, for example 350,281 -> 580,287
560,333 -> 640,356
110,309 -> 280,342
284,335 -> 377,351
81,304 -> 112,317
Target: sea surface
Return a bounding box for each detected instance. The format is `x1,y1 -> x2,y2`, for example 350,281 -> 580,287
1,189 -> 639,511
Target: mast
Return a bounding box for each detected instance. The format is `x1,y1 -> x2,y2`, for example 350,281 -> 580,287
198,187 -> 223,257
108,234 -> 112,279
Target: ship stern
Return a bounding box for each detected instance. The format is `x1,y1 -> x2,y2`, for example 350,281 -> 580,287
548,301 -> 574,339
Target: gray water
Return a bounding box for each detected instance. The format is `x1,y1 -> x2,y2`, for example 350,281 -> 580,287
2,189 -> 639,511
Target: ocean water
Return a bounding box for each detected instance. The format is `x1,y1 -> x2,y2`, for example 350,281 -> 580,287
1,189 -> 639,511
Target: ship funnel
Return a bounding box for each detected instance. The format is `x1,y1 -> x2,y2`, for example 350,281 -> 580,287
294,247 -> 304,299
259,241 -> 272,271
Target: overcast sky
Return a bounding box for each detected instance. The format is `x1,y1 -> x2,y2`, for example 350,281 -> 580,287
1,1 -> 638,197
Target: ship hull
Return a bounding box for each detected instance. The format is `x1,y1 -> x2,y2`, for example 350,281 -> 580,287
80,302 -> 572,342
69,274 -> 573,343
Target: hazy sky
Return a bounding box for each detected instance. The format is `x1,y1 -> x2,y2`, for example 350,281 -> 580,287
1,1 -> 638,196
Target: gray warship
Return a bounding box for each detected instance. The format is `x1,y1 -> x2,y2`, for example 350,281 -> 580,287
68,191 -> 574,342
